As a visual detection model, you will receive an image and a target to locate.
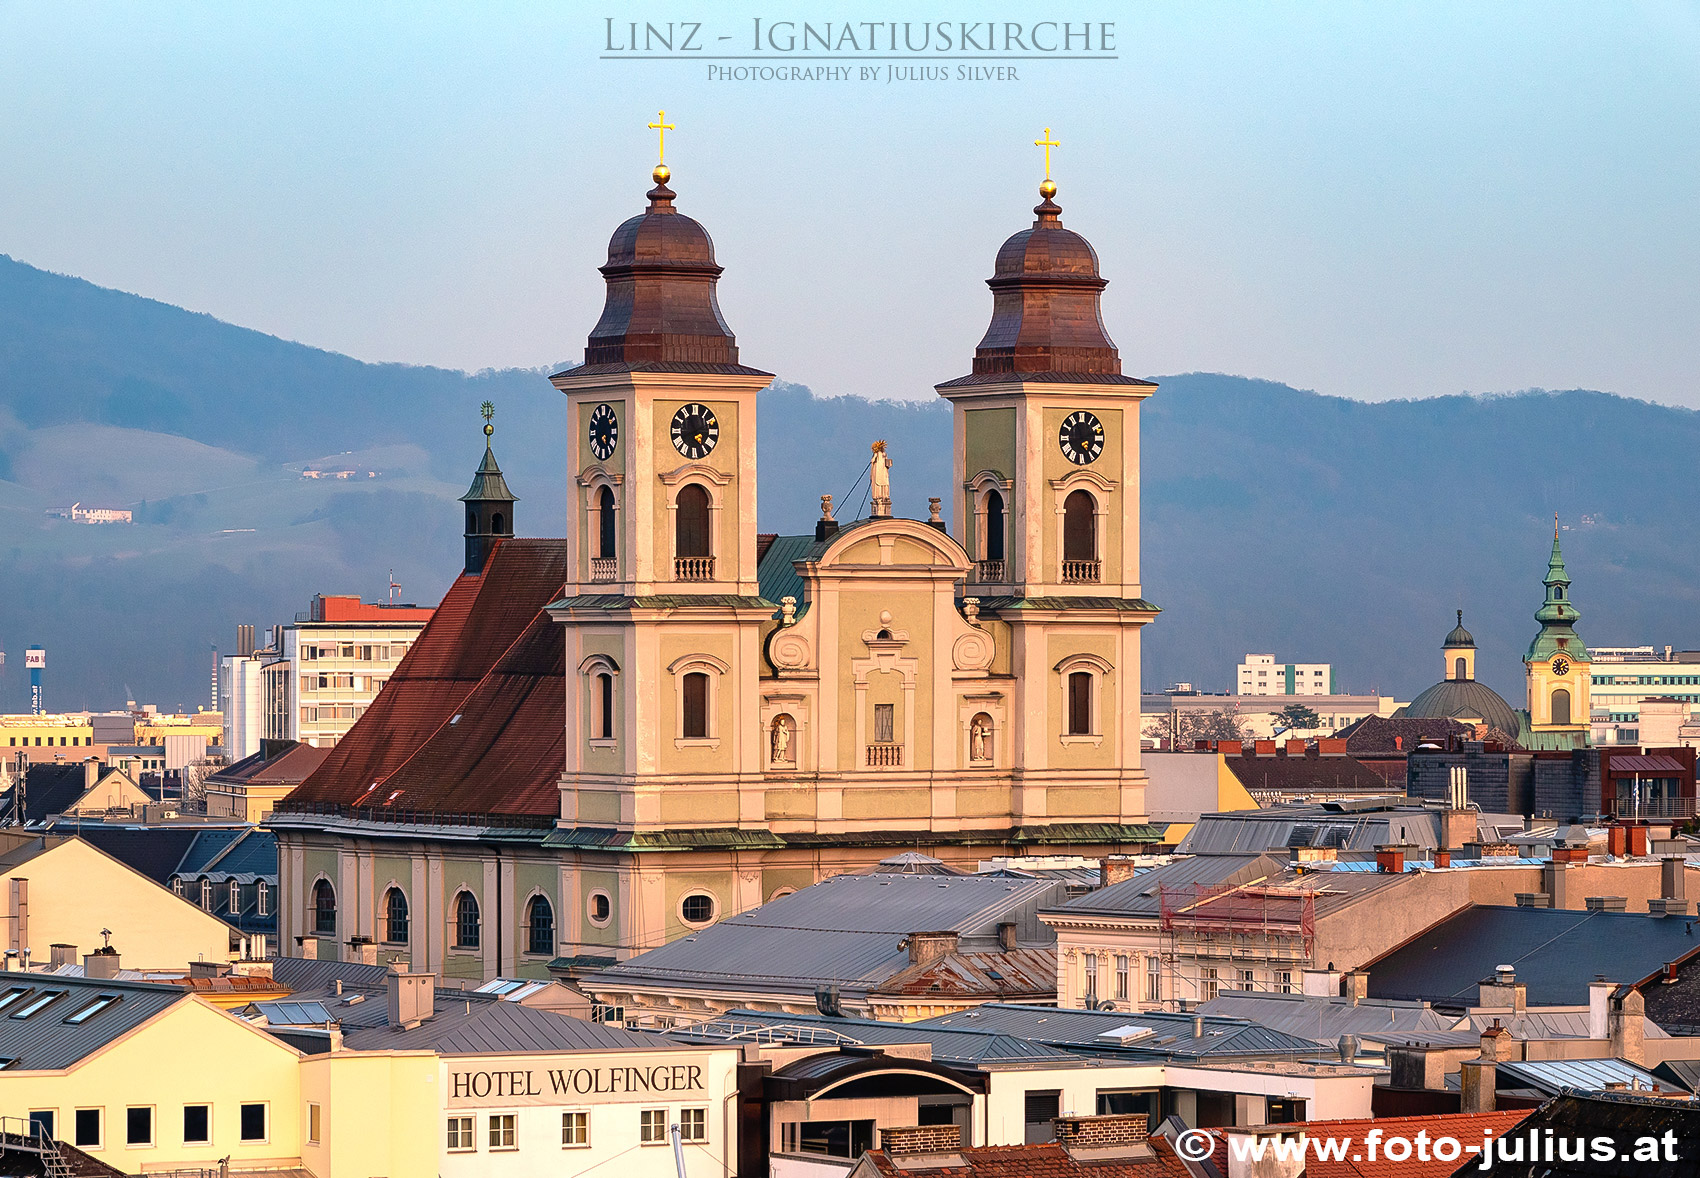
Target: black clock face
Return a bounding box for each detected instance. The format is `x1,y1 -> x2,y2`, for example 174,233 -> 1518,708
670,403 -> 719,459
1059,411 -> 1105,465
587,403 -> 618,461
1551,656 -> 1570,677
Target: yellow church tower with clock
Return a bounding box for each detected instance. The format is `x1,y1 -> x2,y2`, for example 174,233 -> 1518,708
1522,523 -> 1592,748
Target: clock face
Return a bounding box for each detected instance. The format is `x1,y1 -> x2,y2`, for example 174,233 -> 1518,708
587,403 -> 618,461
1551,656 -> 1570,677
1058,411 -> 1105,466
670,403 -> 719,459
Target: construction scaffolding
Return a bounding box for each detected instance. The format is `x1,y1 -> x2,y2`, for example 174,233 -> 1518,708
1158,882 -> 1317,967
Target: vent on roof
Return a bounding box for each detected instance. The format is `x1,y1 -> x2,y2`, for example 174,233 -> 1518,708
1096,1023 -> 1156,1045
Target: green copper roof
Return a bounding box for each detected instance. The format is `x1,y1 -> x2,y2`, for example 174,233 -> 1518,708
1527,529 -> 1589,662
460,444 -> 517,503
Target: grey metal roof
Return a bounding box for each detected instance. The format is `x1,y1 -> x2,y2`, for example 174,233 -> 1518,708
1177,805 -> 1443,855
0,971 -> 187,1071
338,996 -> 669,1055
1464,1009 -> 1671,1040
269,956 -> 393,991
1498,1057 -> 1680,1096
1195,992 -> 1459,1042
664,1008 -> 1078,1067
586,873 -> 1065,998
1366,906 -> 1700,1006
917,1003 -> 1325,1060
1053,854 -> 1282,917
252,1000 -> 335,1026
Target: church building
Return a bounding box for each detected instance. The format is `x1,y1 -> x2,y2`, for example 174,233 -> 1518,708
273,149 -> 1163,981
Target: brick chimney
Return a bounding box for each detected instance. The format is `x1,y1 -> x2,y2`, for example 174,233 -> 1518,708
386,963 -> 435,1029
1100,856 -> 1143,888
1478,965 -> 1526,1013
1608,826 -> 1629,858
1343,971 -> 1369,1005
1053,1113 -> 1149,1152
1317,738 -> 1348,756
996,922 -> 1018,951
1217,740 -> 1243,757
906,931 -> 960,968
1284,738 -> 1307,756
1375,844 -> 1408,873
1629,826 -> 1650,857
1253,740 -> 1277,757
1479,1020 -> 1518,1063
879,1125 -> 963,1157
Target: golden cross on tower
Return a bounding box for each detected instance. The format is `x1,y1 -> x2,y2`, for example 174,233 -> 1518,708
1034,127 -> 1060,199
481,400 -> 495,438
648,110 -> 675,183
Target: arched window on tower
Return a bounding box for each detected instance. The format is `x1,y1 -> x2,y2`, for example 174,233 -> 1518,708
595,672 -> 615,740
454,891 -> 481,950
675,484 -> 712,580
491,511 -> 505,536
383,887 -> 409,944
1062,490 -> 1098,582
526,895 -> 555,956
312,879 -> 337,937
1455,657 -> 1468,681
984,489 -> 1006,573
682,672 -> 709,739
597,485 -> 617,560
1551,688 -> 1572,726
1067,671 -> 1093,736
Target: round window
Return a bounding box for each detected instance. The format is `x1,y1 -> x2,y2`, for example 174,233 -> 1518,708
680,892 -> 716,926
587,891 -> 612,927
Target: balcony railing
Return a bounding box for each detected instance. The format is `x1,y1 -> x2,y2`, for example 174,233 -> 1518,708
976,559 -> 1006,582
1610,796 -> 1696,819
590,557 -> 618,582
675,556 -> 715,582
866,743 -> 904,767
1062,559 -> 1101,583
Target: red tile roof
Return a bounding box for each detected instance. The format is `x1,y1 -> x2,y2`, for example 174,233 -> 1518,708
285,539 -> 567,815
857,1138 -> 1189,1178
1201,1109 -> 1532,1178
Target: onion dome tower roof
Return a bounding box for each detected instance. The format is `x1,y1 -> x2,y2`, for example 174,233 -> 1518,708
1527,526 -> 1590,663
1444,610 -> 1475,649
574,165 -> 769,377
939,180 -> 1154,389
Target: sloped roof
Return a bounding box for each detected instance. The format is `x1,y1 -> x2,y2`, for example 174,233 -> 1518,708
587,874 -> 1065,999
3,765 -> 100,823
855,1140 -> 1188,1178
757,533 -> 827,611
1466,1091 -> 1700,1177
285,538 -> 567,809
1284,1109 -> 1531,1178
1498,1056 -> 1681,1096
0,972 -> 188,1070
1195,991 -> 1458,1043
918,1004 -> 1325,1060
338,995 -> 665,1055
874,947 -> 1055,1001
1222,751 -> 1391,796
207,742 -> 329,787
1053,854 -> 1284,917
53,827 -> 201,884
1334,715 -> 1477,754
665,1008 -> 1079,1067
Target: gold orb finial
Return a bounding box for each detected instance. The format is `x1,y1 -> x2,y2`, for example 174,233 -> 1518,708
1039,178 -> 1057,200
481,401 -> 495,437
652,162 -> 671,185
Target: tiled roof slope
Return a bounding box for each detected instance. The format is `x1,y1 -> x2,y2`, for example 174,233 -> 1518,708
285,539 -> 567,808
856,1139 -> 1188,1178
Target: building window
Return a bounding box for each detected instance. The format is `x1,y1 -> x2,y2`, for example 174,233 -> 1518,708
199,879 -> 212,910
873,703 -> 895,744
384,887 -> 409,944
1201,967 -> 1220,1003
640,1109 -> 669,1145
489,1114 -> 517,1150
74,1109 -> 101,1148
526,895 -> 555,956
1278,971 -> 1295,994
183,1105 -> 210,1144
562,1110 -> 589,1147
446,1116 -> 474,1151
1239,968 -> 1256,991
679,1108 -> 707,1142
1146,957 -> 1161,1003
27,1112 -> 53,1141
256,881 -> 269,916
587,890 -> 612,928
597,485 -> 617,560
311,879 -> 336,936
171,878 -> 184,897
454,891 -> 481,950
984,489 -> 1006,561
1063,489 -> 1096,560
682,672 -> 709,739
239,1103 -> 267,1143
228,880 -> 241,912
1067,671 -> 1093,736
1083,952 -> 1099,1001
596,672 -> 615,740
675,484 -> 711,559
126,1106 -> 153,1147
1115,955 -> 1130,1001
680,892 -> 716,926
307,1102 -> 322,1145
1552,688 -> 1572,726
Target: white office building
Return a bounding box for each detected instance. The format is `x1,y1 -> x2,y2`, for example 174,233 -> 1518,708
1237,654 -> 1336,696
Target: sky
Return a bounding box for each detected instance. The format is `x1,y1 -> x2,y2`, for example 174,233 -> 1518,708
2,2 -> 1698,406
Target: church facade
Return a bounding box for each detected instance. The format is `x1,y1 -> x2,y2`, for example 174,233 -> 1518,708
272,160 -> 1162,983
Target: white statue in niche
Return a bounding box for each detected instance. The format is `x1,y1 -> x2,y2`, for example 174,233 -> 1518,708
970,714 -> 992,762
870,440 -> 892,516
770,714 -> 794,764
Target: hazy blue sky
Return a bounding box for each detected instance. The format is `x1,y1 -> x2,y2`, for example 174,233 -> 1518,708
3,2 -> 1697,405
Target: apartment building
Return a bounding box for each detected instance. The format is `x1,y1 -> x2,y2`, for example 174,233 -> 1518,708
1237,654 -> 1336,696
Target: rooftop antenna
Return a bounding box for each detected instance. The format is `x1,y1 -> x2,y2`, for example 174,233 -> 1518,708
388,569 -> 402,605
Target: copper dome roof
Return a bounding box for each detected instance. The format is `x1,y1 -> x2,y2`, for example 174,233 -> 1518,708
581,178 -> 754,371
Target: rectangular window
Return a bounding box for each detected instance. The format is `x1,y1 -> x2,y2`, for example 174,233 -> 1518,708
1082,952 -> 1099,1000
682,672 -> 709,738
307,1102 -> 321,1145
256,881 -> 269,916
239,1103 -> 267,1143
1239,968 -> 1255,991
183,1105 -> 210,1144
446,1116 -> 474,1152
562,1110 -> 589,1148
640,1108 -> 669,1144
1023,1092 -> 1061,1144
1067,671 -> 1092,735
64,995 -> 120,1024
11,990 -> 65,1019
74,1108 -> 101,1148
126,1106 -> 153,1147
1279,971 -> 1295,995
1201,967 -> 1220,1002
1146,957 -> 1161,1003
1115,955 -> 1130,1001
679,1107 -> 707,1142
874,703 -> 895,744
28,1112 -> 53,1140
0,987 -> 30,1014
488,1114 -> 517,1150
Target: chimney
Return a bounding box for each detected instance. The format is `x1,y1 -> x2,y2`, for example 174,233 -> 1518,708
48,944 -> 76,969
1099,856 -> 1143,888
879,1124 -> 963,1157
1652,857 -> 1691,918
1630,826 -> 1650,857
1216,740 -> 1243,757
1478,966 -> 1526,1013
1292,845 -> 1338,864
906,931 -> 960,968
1608,826 -> 1629,858
295,935 -> 319,961
189,960 -> 231,979
84,947 -> 121,980
1479,1020 -> 1518,1062
1434,850 -> 1452,868
1543,861 -> 1570,909
1343,971 -> 1369,1005
349,936 -> 379,967
1192,1014 -> 1205,1038
1589,978 -> 1613,1040
1440,807 -> 1476,851
1609,988 -> 1646,1065
386,964 -> 435,1029
1285,738 -> 1307,756
1053,1113 -> 1149,1152
1317,738 -> 1348,756
996,922 -> 1018,951
1253,739 -> 1277,757
1375,844 -> 1407,874
1459,1059 -> 1496,1113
